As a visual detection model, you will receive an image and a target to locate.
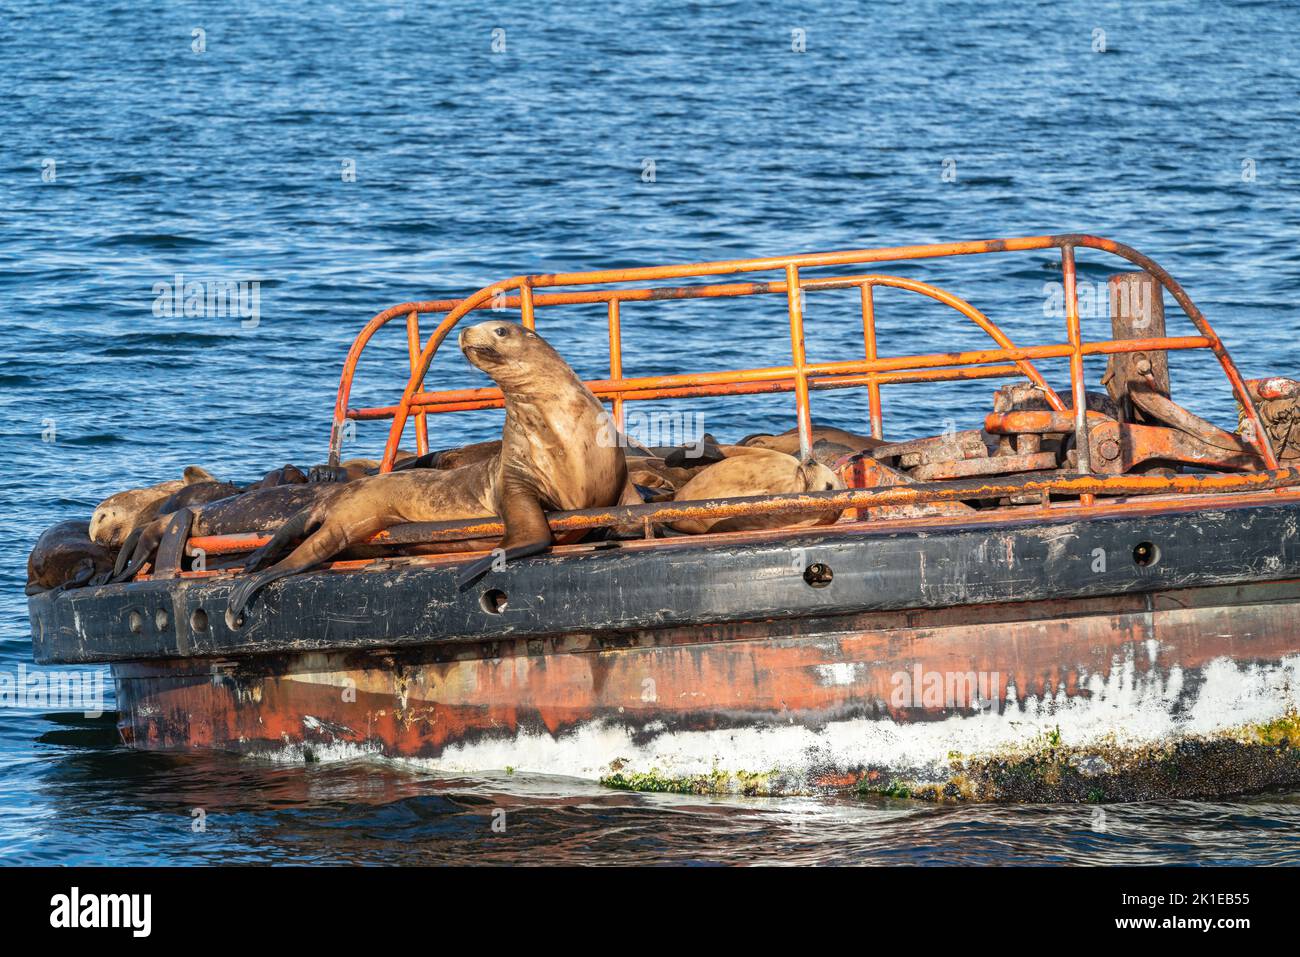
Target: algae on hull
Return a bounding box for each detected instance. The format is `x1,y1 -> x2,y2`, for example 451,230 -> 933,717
601,767 -> 782,797
601,713 -> 1300,803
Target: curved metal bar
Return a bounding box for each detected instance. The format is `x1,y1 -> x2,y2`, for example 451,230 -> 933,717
362,271 -> 1066,463
378,279 -> 523,470
1061,235 -> 1277,468
334,234 -> 1275,472
857,275 -> 1066,412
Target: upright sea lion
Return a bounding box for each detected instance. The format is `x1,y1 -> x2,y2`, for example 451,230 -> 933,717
225,320 -> 633,621
665,448 -> 844,535
27,520 -> 115,594
89,465 -> 220,547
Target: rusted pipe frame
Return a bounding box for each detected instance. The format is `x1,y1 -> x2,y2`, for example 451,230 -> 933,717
185,466 -> 1300,558
335,270 -> 1065,435
519,281 -> 536,330
365,270 -> 1063,467
1064,234 -> 1278,469
352,261 -> 1071,468
378,281 -> 516,469
347,336 -> 1213,419
1061,244 -> 1092,480
607,299 -> 624,430
334,234 -> 1274,471
404,310 -> 429,455
786,264 -> 814,462
349,363 -> 1033,418
859,284 -> 883,438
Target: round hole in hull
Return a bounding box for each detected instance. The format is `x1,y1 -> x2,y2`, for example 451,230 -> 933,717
480,589 -> 509,614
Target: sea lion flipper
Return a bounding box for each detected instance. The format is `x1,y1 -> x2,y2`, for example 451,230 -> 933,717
498,481 -> 552,554
111,525 -> 144,579
391,450 -> 441,471
226,570 -> 282,627
111,515 -> 174,583
306,464 -> 349,483
50,559 -> 96,594
457,481 -> 551,590
456,539 -> 550,591
242,509 -> 317,573
227,509 -> 385,619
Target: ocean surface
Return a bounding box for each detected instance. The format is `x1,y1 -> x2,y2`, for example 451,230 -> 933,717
4,0 -> 1300,865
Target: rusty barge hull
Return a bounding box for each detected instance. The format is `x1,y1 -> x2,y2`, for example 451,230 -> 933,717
30,492 -> 1300,801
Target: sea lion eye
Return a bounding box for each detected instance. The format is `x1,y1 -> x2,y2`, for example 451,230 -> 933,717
494,326 -> 508,338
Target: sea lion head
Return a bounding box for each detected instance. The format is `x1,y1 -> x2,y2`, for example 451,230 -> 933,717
797,459 -> 844,493
89,467 -> 218,547
458,320 -> 567,390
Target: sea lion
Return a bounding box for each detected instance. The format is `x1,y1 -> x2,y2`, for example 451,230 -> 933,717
27,520 -> 115,594
739,424 -> 888,457
306,451 -> 417,483
89,465 -> 220,547
112,482 -> 346,582
245,464 -> 309,490
392,440 -> 504,472
225,320 -> 633,621
155,479 -> 242,515
664,448 -> 844,535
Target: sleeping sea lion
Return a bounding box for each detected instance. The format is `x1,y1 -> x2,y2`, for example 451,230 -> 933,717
306,451 -> 417,483
245,464 -> 309,490
27,520 -> 115,594
664,448 -> 844,535
739,424 -> 888,457
112,482 -> 346,582
89,465 -> 220,547
225,320 -> 634,621
393,440 -> 504,472
155,480 -> 242,514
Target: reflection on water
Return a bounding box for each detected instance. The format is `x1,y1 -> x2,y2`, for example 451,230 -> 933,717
6,709 -> 1299,865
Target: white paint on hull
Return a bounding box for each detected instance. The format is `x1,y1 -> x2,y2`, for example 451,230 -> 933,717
400,652 -> 1300,785
247,651 -> 1300,793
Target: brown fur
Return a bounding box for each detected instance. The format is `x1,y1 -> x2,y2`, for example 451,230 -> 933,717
433,440 -> 502,470
666,448 -> 844,534
27,520 -> 115,594
112,483 -> 347,582
89,465 -> 219,547
740,425 -> 887,456
245,464 -> 309,490
226,320 -> 630,619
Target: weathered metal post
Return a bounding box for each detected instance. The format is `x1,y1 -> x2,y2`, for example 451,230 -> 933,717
1103,271 -> 1168,422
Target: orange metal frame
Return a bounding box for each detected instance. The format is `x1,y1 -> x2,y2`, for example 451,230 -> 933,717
329,234 -> 1278,489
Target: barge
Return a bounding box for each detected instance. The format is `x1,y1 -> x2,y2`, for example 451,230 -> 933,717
29,234 -> 1300,801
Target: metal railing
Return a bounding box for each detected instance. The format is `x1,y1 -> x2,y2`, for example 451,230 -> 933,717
329,234 -> 1279,488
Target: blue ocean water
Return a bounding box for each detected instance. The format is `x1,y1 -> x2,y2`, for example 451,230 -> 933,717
3,0 -> 1300,864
